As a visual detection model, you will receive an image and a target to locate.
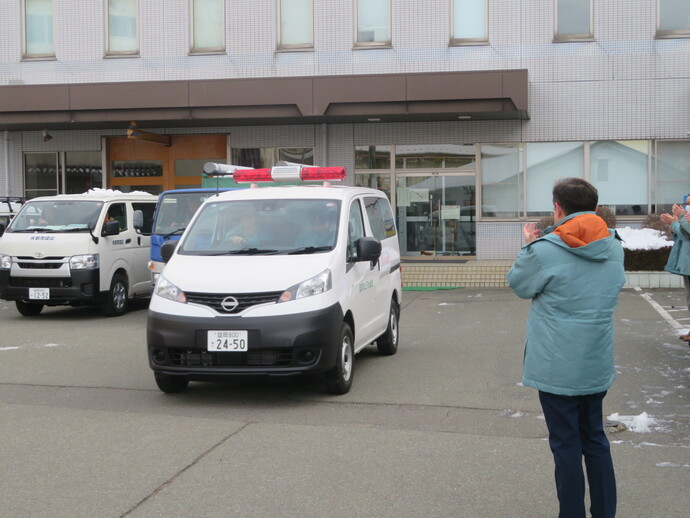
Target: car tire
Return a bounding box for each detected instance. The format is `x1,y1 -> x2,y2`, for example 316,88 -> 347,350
154,372 -> 189,393
101,272 -> 128,317
15,300 -> 44,316
324,322 -> 354,395
376,300 -> 399,356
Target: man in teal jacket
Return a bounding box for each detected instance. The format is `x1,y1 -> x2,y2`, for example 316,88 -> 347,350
507,178 -> 625,518
661,200 -> 690,339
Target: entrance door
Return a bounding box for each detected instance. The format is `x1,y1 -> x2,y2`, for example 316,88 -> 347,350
396,174 -> 476,256
107,134 -> 227,194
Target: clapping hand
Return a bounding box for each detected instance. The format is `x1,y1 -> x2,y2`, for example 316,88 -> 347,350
672,204 -> 685,219
522,222 -> 539,243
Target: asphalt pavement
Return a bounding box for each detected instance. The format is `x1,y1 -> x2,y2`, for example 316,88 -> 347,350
0,288 -> 688,517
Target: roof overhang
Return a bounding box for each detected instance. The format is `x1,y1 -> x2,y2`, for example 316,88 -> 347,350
0,70 -> 529,131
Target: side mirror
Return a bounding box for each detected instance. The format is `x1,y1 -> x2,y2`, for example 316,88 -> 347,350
356,236 -> 381,263
102,220 -> 120,237
161,240 -> 177,263
133,209 -> 143,230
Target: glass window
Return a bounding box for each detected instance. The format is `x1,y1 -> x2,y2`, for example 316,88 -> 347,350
279,0 -> 313,49
355,146 -> 391,169
658,0 -> 690,38
65,151 -> 103,194
23,0 -> 54,58
364,196 -> 397,240
24,152 -> 58,199
590,141 -> 649,216
132,202 -> 156,234
525,142 -> 584,217
8,200 -> 104,232
112,160 -> 163,178
354,172 -> 392,200
191,0 -> 225,53
395,145 -> 476,169
554,0 -> 592,41
480,144 -> 521,218
104,202 -> 128,233
451,0 -> 487,44
231,147 -> 314,168
656,141 -> 690,214
355,0 -> 390,46
347,200 -> 365,261
106,0 -> 138,55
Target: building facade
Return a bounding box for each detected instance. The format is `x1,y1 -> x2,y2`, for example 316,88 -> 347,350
1,0 -> 689,260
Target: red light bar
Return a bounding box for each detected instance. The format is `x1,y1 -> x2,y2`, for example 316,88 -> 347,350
233,169 -> 273,182
301,167 -> 346,181
231,166 -> 346,183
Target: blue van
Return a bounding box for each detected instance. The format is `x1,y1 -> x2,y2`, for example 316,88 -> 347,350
149,189 -> 233,285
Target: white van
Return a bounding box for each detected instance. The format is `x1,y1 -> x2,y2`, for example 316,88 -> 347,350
0,190 -> 157,316
147,166 -> 402,395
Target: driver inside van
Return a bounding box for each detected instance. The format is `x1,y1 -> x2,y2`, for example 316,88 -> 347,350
226,205 -> 272,248
295,204 -> 337,248
38,205 -> 57,225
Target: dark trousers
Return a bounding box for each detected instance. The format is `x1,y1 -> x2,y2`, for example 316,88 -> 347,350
538,391 -> 617,518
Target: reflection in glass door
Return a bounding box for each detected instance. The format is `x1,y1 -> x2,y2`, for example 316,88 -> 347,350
396,174 -> 475,256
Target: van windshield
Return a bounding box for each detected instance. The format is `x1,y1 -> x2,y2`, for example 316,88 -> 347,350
179,198 -> 341,255
7,200 -> 104,233
153,192 -> 212,237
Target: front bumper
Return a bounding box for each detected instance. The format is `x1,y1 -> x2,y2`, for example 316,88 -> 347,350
147,303 -> 344,379
0,269 -> 101,305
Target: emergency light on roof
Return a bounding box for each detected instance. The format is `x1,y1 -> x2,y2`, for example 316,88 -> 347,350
203,162 -> 346,183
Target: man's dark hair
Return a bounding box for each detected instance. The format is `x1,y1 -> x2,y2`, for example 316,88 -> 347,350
552,178 -> 598,215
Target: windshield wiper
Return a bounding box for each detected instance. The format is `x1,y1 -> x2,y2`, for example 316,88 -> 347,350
285,246 -> 333,255
163,227 -> 186,239
204,248 -> 279,256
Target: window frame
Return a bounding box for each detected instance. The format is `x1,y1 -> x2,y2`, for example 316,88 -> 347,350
277,0 -> 314,51
189,0 -> 226,55
104,0 -> 140,58
450,0 -> 489,46
553,0 -> 594,43
656,0 -> 690,39
21,0 -> 56,61
354,0 -> 392,49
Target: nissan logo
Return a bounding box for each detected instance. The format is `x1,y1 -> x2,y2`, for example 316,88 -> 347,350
220,296 -> 239,312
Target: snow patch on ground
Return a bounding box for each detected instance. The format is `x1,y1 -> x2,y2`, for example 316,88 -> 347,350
607,412 -> 661,433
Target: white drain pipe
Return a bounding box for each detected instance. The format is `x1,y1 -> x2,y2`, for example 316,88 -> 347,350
3,131 -> 9,196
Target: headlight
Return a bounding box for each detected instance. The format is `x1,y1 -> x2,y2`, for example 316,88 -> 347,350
155,275 -> 187,303
0,254 -> 11,269
69,254 -> 99,270
279,269 -> 332,303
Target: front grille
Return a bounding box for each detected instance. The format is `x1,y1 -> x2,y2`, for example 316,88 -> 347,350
10,277 -> 72,288
17,262 -> 63,269
169,349 -> 293,367
185,291 -> 283,314
17,256 -> 65,260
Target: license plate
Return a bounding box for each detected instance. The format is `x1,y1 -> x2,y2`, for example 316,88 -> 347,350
207,330 -> 248,352
29,288 -> 50,300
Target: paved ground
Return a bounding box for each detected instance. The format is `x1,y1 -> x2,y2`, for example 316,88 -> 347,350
0,288 -> 688,517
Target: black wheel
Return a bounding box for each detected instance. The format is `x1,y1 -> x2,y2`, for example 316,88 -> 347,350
376,300 -> 399,356
101,273 -> 128,316
154,372 -> 189,393
15,300 -> 44,316
324,322 -> 354,395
